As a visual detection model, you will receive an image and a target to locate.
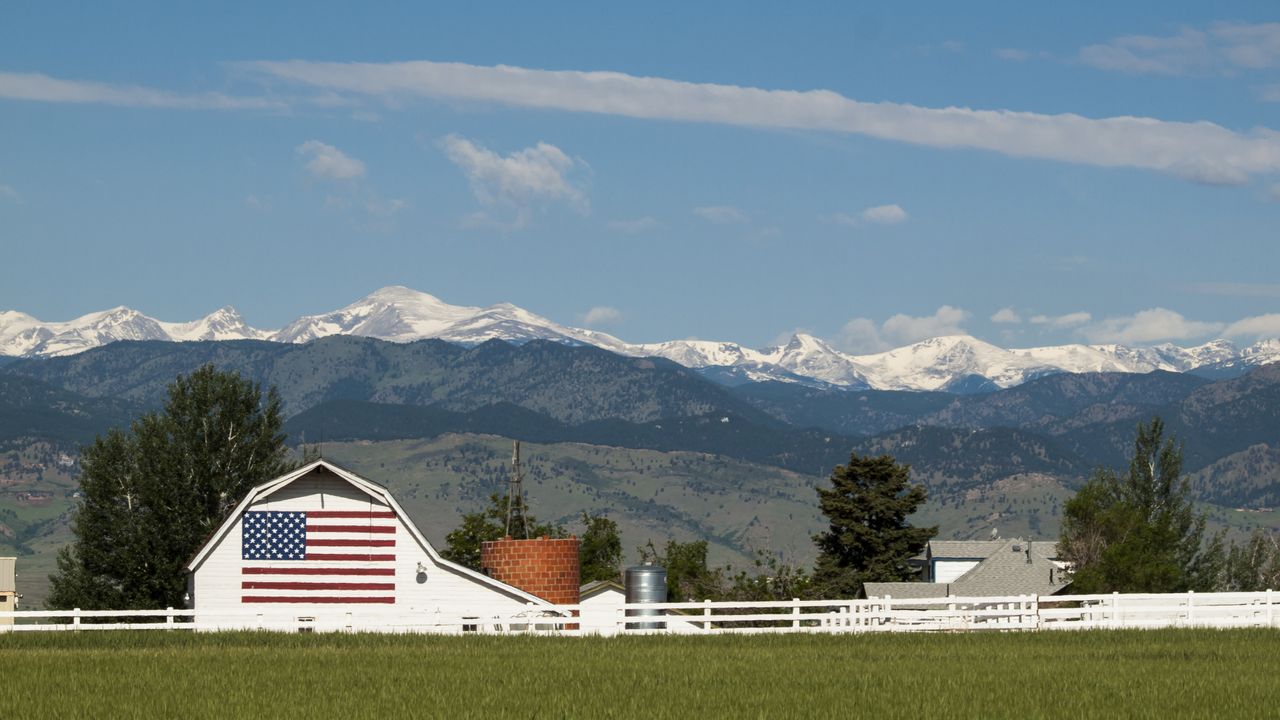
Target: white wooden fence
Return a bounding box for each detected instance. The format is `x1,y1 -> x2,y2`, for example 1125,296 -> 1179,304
2,591 -> 1278,636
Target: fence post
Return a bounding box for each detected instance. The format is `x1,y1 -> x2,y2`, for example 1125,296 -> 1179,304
1032,594 -> 1041,630
73,608 -> 81,631
1111,592 -> 1120,628
166,607 -> 174,629
1187,590 -> 1195,627
703,599 -> 712,633
884,595 -> 892,629
1268,589 -> 1274,627
792,598 -> 801,630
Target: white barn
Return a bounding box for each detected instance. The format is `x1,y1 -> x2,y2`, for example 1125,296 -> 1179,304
186,459 -> 555,632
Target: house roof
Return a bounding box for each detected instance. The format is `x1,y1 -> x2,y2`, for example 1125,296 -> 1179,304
928,539 -> 1059,561
948,540 -> 1069,597
579,580 -> 624,599
867,538 -> 1070,599
862,582 -> 950,600
185,459 -> 554,606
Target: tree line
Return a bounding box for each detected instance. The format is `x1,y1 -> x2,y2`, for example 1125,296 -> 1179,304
45,366 -> 1280,610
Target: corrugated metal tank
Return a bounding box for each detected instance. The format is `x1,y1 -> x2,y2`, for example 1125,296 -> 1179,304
624,564 -> 667,630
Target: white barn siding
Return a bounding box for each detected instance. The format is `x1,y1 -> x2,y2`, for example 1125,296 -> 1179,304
191,468 -> 535,632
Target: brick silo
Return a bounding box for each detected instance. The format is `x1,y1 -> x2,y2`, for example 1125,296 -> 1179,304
480,535 -> 581,605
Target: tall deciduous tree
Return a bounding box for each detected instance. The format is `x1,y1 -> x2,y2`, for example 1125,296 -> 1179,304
1059,417 -> 1221,593
811,452 -> 935,598
48,365 -> 292,610
578,512 -> 622,584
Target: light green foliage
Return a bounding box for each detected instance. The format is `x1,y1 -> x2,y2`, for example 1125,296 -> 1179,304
440,492 -> 567,570
1060,417 -> 1221,593
811,452 -> 935,598
1221,529 -> 1280,592
577,512 -> 622,584
3,631 -> 1280,718
47,366 -> 292,610
638,539 -> 726,602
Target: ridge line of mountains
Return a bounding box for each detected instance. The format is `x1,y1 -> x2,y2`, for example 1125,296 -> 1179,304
4,335 -> 1280,509
4,286 -> 1278,393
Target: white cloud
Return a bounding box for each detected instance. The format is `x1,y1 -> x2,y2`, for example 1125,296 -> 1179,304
835,305 -> 970,353
0,71 -> 280,110
441,134 -> 588,228
1081,308 -> 1222,343
834,318 -> 890,354
296,140 -> 365,180
242,59 -> 1280,185
991,307 -> 1022,324
693,205 -> 748,224
581,306 -> 622,327
1079,22 -> 1280,76
1029,311 -> 1092,328
860,204 -> 909,224
1223,313 -> 1280,339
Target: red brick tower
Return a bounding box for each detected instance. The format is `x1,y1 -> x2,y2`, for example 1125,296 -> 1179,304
480,535 -> 581,605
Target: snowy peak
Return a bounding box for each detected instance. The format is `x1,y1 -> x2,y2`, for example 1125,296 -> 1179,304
2,288 -> 1278,392
162,306 -> 269,342
270,286 -> 479,344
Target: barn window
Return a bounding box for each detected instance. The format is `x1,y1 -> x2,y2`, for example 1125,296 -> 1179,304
463,617 -> 479,633
296,616 -> 315,633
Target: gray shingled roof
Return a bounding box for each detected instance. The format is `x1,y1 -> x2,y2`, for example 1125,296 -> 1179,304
928,539 -> 1059,560
865,538 -> 1069,599
862,582 -> 951,600
948,540 -> 1069,597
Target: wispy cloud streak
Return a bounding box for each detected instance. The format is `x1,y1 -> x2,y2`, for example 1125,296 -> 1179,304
243,59 -> 1280,184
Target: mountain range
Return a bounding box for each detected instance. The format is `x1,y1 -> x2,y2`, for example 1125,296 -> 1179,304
3,286 -> 1278,392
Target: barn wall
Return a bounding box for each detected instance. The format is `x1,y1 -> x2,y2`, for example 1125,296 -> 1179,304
192,470 -> 534,631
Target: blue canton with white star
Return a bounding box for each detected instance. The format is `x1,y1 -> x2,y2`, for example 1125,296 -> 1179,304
242,511 -> 307,560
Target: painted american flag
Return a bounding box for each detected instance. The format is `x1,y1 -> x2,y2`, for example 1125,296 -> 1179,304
240,508 -> 397,604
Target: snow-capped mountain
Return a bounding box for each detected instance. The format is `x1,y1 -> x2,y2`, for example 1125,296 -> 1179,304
2,287 -> 1278,392
0,306 -> 266,357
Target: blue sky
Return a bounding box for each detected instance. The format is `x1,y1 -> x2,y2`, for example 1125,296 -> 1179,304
2,1 -> 1279,351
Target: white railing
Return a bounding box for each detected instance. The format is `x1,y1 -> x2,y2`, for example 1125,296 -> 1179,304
2,591 -> 1278,636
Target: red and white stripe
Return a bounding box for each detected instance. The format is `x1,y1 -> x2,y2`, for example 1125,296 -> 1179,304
242,509 -> 398,604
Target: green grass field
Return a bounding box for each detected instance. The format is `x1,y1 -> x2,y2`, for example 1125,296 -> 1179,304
3,630 -> 1279,719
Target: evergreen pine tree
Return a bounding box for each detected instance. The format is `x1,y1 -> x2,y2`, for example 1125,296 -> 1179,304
810,452 -> 935,598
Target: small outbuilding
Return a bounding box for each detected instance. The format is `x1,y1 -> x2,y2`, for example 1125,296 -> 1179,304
0,557 -> 16,625
186,459 -> 555,631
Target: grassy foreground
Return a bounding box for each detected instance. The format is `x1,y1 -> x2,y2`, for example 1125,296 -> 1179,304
3,630 -> 1279,719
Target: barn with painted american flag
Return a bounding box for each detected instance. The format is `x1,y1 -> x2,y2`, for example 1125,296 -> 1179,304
185,459 -> 554,631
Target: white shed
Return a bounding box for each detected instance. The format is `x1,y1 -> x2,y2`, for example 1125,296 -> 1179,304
186,459 -> 553,632
578,580 -> 625,634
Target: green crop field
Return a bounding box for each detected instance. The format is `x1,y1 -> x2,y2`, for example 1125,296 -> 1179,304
3,630 -> 1279,719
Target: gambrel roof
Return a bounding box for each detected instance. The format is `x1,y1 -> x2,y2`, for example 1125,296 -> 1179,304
185,459 -> 552,606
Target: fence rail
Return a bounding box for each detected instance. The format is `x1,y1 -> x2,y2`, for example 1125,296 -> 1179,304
2,591 -> 1278,636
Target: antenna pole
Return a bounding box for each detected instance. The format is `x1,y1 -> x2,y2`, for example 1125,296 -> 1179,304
505,441 -> 528,539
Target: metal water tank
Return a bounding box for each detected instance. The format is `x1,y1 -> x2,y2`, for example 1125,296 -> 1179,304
624,563 -> 667,630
